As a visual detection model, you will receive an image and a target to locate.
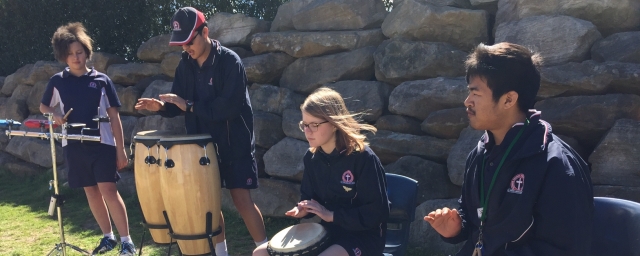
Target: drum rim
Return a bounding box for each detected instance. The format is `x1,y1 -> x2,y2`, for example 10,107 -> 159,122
267,223 -> 328,253
267,228 -> 331,256
134,130 -> 178,141
159,134 -> 212,142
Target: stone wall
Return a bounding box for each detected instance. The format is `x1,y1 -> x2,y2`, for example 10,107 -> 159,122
0,0 -> 638,253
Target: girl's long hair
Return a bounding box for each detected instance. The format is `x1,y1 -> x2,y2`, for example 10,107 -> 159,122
301,87 -> 376,155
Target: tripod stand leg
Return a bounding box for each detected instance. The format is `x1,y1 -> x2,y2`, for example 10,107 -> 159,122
139,227 -> 146,256
46,243 -> 63,256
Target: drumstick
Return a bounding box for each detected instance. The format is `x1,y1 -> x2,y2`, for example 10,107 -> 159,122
62,108 -> 73,122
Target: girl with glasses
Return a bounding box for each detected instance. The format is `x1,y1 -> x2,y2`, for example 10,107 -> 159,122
254,88 -> 390,256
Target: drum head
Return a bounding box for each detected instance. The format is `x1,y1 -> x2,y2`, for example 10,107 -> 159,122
268,223 -> 327,253
134,130 -> 177,141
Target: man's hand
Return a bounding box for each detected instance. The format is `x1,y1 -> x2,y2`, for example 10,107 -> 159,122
424,207 -> 463,238
135,98 -> 164,112
159,93 -> 186,111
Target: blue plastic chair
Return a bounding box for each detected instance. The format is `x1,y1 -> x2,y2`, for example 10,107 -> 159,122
383,173 -> 419,256
590,197 -> 640,256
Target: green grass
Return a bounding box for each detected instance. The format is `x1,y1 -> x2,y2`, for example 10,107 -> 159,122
0,168 -> 430,256
0,168 -> 298,256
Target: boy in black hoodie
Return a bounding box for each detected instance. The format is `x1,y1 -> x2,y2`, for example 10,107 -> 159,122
425,43 -> 593,256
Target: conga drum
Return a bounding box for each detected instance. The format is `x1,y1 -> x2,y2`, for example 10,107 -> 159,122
267,223 -> 331,256
133,130 -> 176,244
158,134 -> 221,255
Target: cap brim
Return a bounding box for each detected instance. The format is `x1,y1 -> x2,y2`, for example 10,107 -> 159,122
169,30 -> 196,46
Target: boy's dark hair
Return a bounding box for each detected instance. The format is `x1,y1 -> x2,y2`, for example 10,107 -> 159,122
51,22 -> 93,62
465,42 -> 542,113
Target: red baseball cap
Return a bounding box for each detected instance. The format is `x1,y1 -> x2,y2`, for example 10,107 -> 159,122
169,7 -> 206,46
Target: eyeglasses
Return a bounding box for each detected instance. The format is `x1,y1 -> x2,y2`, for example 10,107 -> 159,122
299,121 -> 329,132
186,31 -> 200,46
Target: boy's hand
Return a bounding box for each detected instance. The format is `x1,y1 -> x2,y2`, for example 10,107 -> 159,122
424,207 -> 463,238
135,98 -> 163,112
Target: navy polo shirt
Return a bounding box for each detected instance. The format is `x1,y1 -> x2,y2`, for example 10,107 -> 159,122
41,67 -> 121,146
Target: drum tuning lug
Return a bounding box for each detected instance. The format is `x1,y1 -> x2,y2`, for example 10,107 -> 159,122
199,157 -> 210,166
145,156 -> 157,165
165,159 -> 175,168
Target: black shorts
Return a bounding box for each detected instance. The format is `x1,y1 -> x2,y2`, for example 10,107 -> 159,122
64,143 -> 120,188
219,156 -> 258,190
324,223 -> 386,256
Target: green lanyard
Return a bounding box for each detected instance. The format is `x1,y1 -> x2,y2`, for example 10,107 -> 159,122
479,119 -> 529,225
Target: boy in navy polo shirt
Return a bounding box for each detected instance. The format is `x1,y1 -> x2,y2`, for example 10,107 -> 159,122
40,22 -> 136,256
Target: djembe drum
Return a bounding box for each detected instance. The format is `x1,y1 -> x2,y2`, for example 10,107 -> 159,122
267,223 -> 331,256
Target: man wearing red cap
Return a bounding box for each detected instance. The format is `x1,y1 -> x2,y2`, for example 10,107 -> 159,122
135,7 -> 267,255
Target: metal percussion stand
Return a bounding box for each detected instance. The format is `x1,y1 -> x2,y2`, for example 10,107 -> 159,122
5,110 -> 105,255
41,113 -> 91,256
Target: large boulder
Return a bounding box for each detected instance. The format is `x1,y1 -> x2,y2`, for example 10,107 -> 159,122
324,80 -> 392,122
27,81 -> 48,114
382,0 -> 488,51
495,15 -> 602,66
25,61 -> 66,85
535,94 -> 640,148
208,12 -> 271,47
388,77 -> 468,120
447,127 -> 484,186
131,115 -> 186,139
5,160 -> 46,177
243,53 -> 296,84
138,80 -> 172,116
1,64 -> 34,96
539,61 -> 640,99
591,32 -> 640,64
10,84 -> 31,101
0,98 -> 29,122
161,52 -> 182,78
367,130 -> 456,164
386,156 -> 460,202
221,178 -> 300,217
253,111 -> 286,148
87,52 -> 127,73
282,109 -> 307,141
5,136 -> 64,168
495,0 -> 640,36
422,108 -> 469,139
470,0 -> 498,13
374,39 -> 467,85
589,119 -> 640,187
107,63 -> 163,86
375,115 -> 424,136
229,47 -> 254,59
270,0 -> 315,32
292,0 -> 387,31
136,34 -> 181,62
422,0 -> 472,8
263,137 -> 309,181
410,199 -> 465,254
134,74 -> 172,92
114,85 -> 143,116
603,62 -> 640,96
120,115 -> 138,145
280,46 -> 376,94
251,29 -> 385,58
248,84 -> 305,116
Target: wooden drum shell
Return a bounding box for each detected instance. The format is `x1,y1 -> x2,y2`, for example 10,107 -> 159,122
159,135 -> 221,255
